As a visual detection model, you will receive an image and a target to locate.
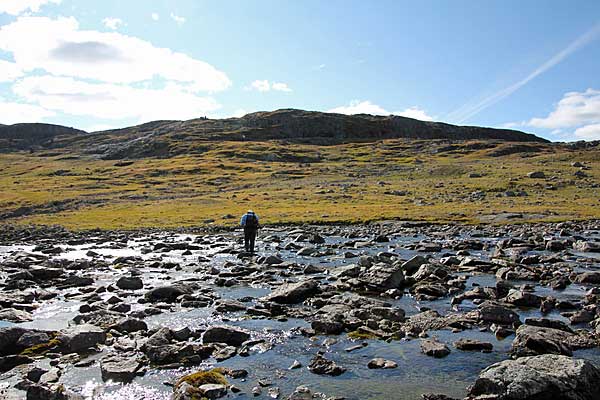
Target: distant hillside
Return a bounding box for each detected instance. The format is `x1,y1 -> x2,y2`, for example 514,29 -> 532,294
0,123 -> 87,152
0,109 -> 548,158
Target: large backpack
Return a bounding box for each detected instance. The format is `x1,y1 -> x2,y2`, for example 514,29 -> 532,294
245,214 -> 258,228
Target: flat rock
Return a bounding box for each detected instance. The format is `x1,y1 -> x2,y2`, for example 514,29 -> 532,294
57,324 -> 106,353
511,324 -> 597,358
421,339 -> 451,358
100,353 -> 145,382
202,326 -> 250,347
468,354 -> 600,400
263,280 -> 319,304
0,308 -> 33,322
454,339 -> 493,352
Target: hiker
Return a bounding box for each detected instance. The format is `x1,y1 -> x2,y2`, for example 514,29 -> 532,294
240,210 -> 260,253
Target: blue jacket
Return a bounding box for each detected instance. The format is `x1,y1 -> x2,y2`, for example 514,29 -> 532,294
240,212 -> 259,227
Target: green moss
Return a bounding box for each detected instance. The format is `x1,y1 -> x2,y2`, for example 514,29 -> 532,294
175,368 -> 228,388
347,330 -> 378,340
20,338 -> 61,357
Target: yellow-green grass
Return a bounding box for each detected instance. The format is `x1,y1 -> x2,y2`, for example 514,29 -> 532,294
0,139 -> 598,230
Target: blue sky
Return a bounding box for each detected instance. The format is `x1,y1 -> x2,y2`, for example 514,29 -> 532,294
0,0 -> 599,141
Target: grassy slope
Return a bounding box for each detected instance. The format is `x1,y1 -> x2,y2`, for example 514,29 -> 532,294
0,139 -> 598,230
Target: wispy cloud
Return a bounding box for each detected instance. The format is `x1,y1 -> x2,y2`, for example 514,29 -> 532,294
102,17 -> 123,30
170,13 -> 185,25
448,21 -> 600,124
246,80 -> 292,92
151,13 -> 159,21
0,0 -> 60,16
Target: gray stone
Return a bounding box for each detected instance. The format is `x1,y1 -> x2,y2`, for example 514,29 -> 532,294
358,263 -> 404,291
116,276 -> 143,290
203,326 -> 250,347
468,355 -> 600,400
57,324 -> 106,353
0,308 -> 33,322
421,339 -> 451,358
100,353 -> 144,382
263,280 -> 319,304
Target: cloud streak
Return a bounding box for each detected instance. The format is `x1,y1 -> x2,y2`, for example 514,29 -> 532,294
448,21 -> 600,124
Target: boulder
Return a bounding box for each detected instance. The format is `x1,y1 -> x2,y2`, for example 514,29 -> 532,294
573,241 -> 600,253
400,255 -> 429,275
421,339 -> 451,358
527,171 -> 546,179
57,324 -> 106,353
308,354 -> 346,376
311,319 -> 345,335
16,331 -> 51,348
573,272 -> 600,284
454,339 -> 493,352
100,353 -> 145,382
511,324 -> 597,358
202,326 -> 250,347
504,289 -> 542,307
111,318 -> 148,333
0,327 -> 33,355
116,276 -> 143,290
0,354 -> 34,373
0,308 -> 33,322
468,355 -> 600,400
358,263 -> 405,291
476,301 -> 521,325
144,284 -> 194,303
367,358 -> 397,369
263,280 -> 319,304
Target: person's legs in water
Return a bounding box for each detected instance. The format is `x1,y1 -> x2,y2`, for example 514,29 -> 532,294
244,228 -> 251,252
249,230 -> 257,253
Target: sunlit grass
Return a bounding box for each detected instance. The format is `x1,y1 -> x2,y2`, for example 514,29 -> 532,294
0,139 -> 598,230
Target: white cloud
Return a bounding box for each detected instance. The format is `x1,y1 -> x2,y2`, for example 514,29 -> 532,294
102,17 -> 124,30
0,16 -> 231,92
395,106 -> 434,121
151,13 -> 159,21
0,59 -> 23,82
329,100 -> 388,115
328,100 -> 434,121
518,88 -> 600,141
13,75 -> 221,121
0,101 -> 54,124
247,80 -> 292,92
0,0 -> 60,15
528,89 -> 600,129
271,82 -> 292,92
448,21 -> 600,123
574,124 -> 600,140
249,80 -> 270,92
170,13 -> 186,25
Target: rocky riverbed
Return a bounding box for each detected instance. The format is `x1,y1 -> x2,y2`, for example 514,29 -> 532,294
1,221 -> 600,400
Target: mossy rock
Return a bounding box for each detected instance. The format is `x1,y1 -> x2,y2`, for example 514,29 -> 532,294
347,330 -> 379,340
20,337 -> 62,357
175,367 -> 228,388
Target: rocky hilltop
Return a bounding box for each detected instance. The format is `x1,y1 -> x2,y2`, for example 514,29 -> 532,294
0,123 -> 86,152
0,109 -> 547,158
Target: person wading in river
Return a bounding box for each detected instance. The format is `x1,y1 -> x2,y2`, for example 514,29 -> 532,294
240,210 -> 260,253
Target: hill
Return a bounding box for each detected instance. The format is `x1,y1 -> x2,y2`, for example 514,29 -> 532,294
0,123 -> 87,152
0,109 -> 598,230
0,109 -> 546,159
